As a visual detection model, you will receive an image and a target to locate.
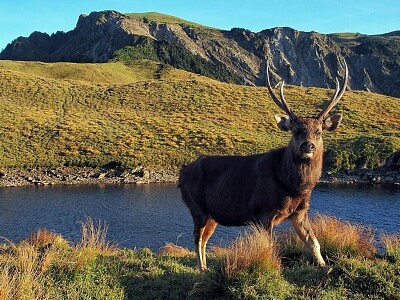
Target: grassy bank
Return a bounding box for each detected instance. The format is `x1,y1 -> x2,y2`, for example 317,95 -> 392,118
0,59 -> 399,173
0,216 -> 399,299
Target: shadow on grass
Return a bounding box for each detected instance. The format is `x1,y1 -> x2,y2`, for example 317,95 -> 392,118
112,250 -> 207,299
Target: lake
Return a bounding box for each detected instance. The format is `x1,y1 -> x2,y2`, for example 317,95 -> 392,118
0,183 -> 399,250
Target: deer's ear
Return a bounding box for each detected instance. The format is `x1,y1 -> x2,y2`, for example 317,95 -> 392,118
274,114 -> 291,131
323,114 -> 342,131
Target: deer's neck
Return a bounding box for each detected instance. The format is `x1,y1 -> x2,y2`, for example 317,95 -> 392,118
278,146 -> 323,196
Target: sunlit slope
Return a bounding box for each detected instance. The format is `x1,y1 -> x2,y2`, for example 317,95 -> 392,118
0,60 -> 207,84
126,12 -> 208,28
0,60 -> 399,171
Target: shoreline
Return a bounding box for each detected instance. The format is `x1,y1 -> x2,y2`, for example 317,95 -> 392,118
0,166 -> 399,188
319,169 -> 400,186
0,167 -> 178,188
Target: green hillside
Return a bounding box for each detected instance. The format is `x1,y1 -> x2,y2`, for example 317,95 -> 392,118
0,60 -> 399,172
0,60 -> 207,84
126,12 -> 208,28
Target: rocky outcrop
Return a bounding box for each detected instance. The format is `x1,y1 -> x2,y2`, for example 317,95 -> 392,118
1,10 -> 399,97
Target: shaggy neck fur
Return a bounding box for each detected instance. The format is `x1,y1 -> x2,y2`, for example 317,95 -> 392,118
279,140 -> 323,196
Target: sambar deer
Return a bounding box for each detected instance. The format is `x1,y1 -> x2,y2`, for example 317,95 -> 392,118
179,61 -> 349,271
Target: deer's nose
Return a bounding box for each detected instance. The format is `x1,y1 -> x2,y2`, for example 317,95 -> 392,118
300,142 -> 316,153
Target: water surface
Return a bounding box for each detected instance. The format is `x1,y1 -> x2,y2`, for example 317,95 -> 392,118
0,183 -> 398,250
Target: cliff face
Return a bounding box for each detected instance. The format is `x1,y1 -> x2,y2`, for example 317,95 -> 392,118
1,10 -> 399,97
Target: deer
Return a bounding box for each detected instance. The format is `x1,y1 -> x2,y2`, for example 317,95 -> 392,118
179,61 -> 349,271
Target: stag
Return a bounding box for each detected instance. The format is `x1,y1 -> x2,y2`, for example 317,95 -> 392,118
179,62 -> 349,271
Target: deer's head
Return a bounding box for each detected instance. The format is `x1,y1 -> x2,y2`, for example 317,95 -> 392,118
267,62 -> 349,160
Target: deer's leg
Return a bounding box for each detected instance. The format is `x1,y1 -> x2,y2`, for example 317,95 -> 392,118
199,219 -> 218,270
193,219 -> 207,271
259,214 -> 275,241
289,212 -> 326,267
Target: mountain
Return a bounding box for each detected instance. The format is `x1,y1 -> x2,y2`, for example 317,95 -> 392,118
1,10 -> 399,97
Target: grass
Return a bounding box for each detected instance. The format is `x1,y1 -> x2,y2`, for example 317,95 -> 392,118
0,60 -> 205,84
0,214 -> 399,299
220,223 -> 281,279
280,213 -> 377,261
0,59 -> 399,173
125,12 -> 209,28
328,33 -> 365,48
381,234 -> 400,263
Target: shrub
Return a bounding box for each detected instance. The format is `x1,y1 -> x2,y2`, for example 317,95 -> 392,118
324,136 -> 397,172
112,40 -> 243,84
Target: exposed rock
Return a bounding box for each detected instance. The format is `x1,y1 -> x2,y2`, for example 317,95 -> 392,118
320,169 -> 400,185
0,167 -> 178,188
1,10 -> 399,97
0,165 -> 399,188
382,150 -> 400,171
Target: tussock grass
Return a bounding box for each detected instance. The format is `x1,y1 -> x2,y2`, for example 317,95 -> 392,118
27,228 -> 63,248
221,223 -> 281,279
280,214 -> 376,261
0,218 -> 122,300
190,224 -> 292,300
312,214 -> 376,258
0,241 -> 43,299
74,217 -> 118,274
78,217 -> 114,252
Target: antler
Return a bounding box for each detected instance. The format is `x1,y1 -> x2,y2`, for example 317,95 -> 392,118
266,65 -> 296,120
317,60 -> 349,121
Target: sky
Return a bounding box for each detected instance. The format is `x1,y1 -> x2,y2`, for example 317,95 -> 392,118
1,0 -> 399,51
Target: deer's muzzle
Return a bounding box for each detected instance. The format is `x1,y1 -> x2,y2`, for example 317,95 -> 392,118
300,142 -> 316,158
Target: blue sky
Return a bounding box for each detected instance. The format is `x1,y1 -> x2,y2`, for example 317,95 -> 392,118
1,0 -> 399,50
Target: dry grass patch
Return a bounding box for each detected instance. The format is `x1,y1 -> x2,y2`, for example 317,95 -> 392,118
0,229 -> 72,299
74,217 -> 118,272
0,240 -> 49,300
0,220 -> 126,300
78,217 -> 112,250
280,214 -> 376,261
221,223 -> 281,280
311,214 -> 376,258
26,228 -> 65,249
158,242 -> 192,257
